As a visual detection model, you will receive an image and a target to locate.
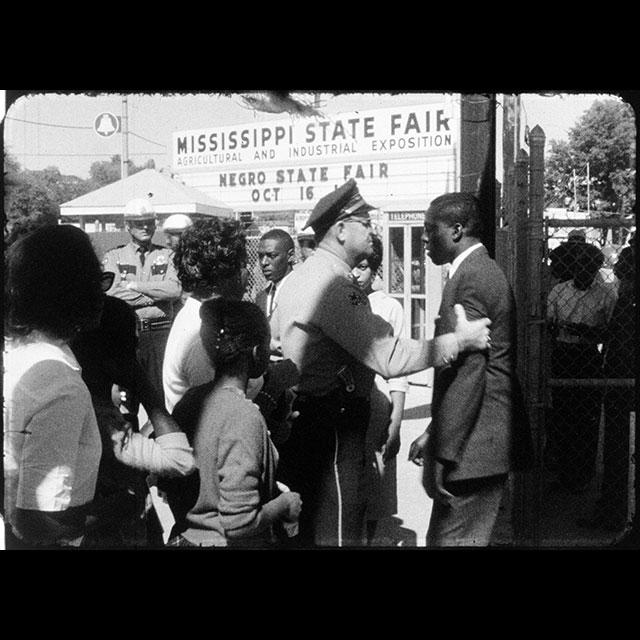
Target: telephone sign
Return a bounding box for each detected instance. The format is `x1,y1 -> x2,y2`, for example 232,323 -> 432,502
94,112 -> 121,138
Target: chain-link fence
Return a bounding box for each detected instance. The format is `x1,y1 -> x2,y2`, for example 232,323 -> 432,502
540,223 -> 636,543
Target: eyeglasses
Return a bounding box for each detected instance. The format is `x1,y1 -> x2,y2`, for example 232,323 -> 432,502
343,218 -> 373,230
100,271 -> 115,292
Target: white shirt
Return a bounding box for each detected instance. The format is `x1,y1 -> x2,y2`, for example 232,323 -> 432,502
3,335 -> 102,526
162,297 -> 216,412
368,290 -> 410,395
546,279 -> 618,344
92,398 -> 195,476
162,296 -> 263,413
447,242 -> 483,279
266,270 -> 293,317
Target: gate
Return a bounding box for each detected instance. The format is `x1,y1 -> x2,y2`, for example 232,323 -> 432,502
499,125 -> 636,547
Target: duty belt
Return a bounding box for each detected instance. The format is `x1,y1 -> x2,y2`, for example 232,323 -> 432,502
136,318 -> 173,332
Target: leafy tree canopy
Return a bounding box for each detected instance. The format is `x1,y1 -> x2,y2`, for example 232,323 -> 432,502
4,150 -> 157,245
89,155 -> 156,189
544,98 -> 636,216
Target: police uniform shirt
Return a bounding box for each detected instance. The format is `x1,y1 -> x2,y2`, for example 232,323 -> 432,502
102,241 -> 182,321
271,246 -> 458,398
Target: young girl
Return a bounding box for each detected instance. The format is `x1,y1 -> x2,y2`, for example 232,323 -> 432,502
351,234 -> 409,545
167,298 -> 302,547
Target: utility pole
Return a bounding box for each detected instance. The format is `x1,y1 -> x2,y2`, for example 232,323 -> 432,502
460,93 -> 496,257
121,95 -> 129,179
573,168 -> 578,212
586,161 -> 590,215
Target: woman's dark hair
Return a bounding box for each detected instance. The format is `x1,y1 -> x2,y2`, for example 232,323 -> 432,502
367,234 -> 383,273
174,218 -> 247,300
4,224 -> 104,341
199,298 -> 270,372
70,296 -> 138,400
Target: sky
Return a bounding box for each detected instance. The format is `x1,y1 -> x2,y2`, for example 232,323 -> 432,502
2,90 -> 629,180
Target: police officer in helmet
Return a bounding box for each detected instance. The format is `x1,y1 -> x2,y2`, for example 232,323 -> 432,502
102,198 -> 182,405
162,214 -> 193,252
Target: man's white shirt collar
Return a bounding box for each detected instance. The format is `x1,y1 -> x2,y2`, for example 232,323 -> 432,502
448,242 -> 483,279
268,270 -> 293,306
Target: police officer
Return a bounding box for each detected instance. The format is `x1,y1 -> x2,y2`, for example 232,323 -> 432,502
296,232 -> 317,262
271,179 -> 492,547
162,213 -> 193,251
102,198 -> 182,402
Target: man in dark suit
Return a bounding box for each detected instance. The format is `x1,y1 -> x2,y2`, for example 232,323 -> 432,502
256,228 -> 295,319
409,192 -> 532,547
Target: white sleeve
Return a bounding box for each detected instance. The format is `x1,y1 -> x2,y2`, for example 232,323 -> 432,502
111,430 -> 195,477
384,297 -> 410,393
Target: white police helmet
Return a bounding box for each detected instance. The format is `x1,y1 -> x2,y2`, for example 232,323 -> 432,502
124,198 -> 156,221
162,214 -> 193,233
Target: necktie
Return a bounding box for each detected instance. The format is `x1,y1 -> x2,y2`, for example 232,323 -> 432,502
268,283 -> 277,316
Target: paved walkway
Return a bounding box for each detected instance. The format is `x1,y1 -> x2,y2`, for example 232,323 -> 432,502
368,382 -> 433,547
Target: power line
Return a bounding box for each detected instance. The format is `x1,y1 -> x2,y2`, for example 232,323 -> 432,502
5,116 -> 92,130
129,131 -> 167,148
5,115 -> 167,148
16,152 -> 165,157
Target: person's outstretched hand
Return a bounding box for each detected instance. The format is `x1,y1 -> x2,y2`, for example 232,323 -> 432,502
453,303 -> 491,353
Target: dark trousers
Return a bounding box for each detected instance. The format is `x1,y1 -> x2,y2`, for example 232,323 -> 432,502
137,326 -> 171,402
276,392 -> 370,547
426,474 -> 507,547
546,343 -> 603,490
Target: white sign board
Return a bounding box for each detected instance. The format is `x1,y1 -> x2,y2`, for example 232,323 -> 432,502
173,102 -> 457,212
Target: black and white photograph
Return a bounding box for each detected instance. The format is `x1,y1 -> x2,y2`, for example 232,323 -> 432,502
2,89 -> 637,551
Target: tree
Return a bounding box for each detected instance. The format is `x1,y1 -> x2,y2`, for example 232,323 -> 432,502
89,154 -> 123,188
545,99 -> 636,217
4,150 -> 159,244
4,150 -> 60,244
88,155 -> 156,189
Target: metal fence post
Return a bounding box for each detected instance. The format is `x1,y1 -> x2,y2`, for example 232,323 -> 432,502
514,149 -> 530,370
526,125 -> 546,546
511,148 -> 533,544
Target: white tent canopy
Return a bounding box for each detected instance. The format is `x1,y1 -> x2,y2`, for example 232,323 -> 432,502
60,169 -> 234,219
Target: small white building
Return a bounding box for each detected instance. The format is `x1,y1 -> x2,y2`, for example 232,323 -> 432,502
60,168 -> 234,231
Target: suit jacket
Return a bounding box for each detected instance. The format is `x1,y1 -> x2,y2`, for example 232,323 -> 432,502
429,245 -> 533,481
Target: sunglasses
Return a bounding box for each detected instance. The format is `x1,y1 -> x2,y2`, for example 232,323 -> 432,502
100,271 -> 116,292
129,220 -> 156,229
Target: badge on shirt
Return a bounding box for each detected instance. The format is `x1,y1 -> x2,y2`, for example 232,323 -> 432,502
117,264 -> 137,275
151,254 -> 169,276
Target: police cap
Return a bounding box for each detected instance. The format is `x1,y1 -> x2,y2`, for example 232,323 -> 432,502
303,179 -> 375,239
124,198 -> 156,221
163,214 -> 193,233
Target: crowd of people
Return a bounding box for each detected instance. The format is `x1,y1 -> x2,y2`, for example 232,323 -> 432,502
4,177 -> 633,549
545,231 -> 636,532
